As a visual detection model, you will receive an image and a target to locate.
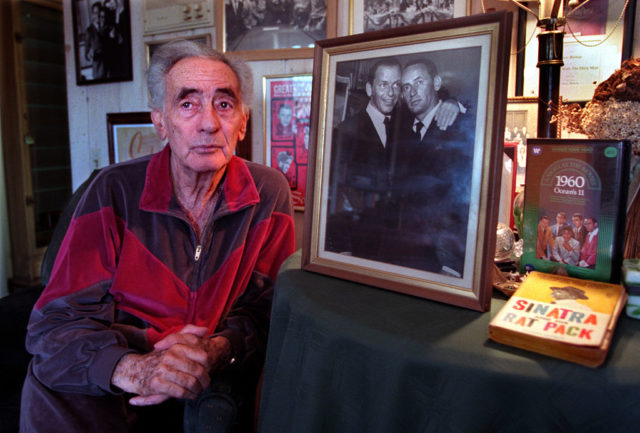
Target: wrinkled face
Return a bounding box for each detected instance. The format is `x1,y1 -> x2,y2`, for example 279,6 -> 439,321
401,63 -> 440,117
366,64 -> 401,115
151,57 -> 247,176
584,218 -> 597,232
278,105 -> 293,127
572,216 -> 582,228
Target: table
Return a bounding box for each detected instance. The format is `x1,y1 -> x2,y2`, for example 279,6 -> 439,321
258,251 -> 640,433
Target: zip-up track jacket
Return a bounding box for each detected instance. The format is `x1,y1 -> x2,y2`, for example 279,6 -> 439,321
25,146 -> 296,396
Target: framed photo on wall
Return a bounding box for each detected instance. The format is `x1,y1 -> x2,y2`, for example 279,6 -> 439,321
348,0 -> 470,34
107,112 -> 162,164
506,97 -> 538,189
216,0 -> 337,60
71,0 -> 133,85
263,74 -> 313,211
302,12 -> 512,311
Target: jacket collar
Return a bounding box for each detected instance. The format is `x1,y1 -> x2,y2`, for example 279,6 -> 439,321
139,145 -> 260,213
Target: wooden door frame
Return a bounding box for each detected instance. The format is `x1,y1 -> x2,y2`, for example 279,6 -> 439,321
0,0 -> 48,287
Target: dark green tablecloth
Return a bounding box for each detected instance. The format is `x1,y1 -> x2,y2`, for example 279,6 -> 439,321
258,251 -> 640,432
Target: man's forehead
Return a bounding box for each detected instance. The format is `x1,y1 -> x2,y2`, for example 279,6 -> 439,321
375,64 -> 401,79
166,57 -> 240,95
402,64 -> 429,80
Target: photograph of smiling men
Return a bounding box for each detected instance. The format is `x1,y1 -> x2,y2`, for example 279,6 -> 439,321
325,46 -> 481,277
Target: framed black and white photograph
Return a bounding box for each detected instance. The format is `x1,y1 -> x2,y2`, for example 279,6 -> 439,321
216,0 -> 337,60
302,12 -> 512,311
506,97 -> 538,189
71,0 -> 132,85
349,0 -> 470,34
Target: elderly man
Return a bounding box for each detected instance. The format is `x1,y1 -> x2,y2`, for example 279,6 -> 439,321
387,58 -> 475,276
20,40 -> 295,433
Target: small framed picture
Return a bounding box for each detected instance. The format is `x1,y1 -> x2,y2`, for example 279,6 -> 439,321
145,34 -> 211,66
506,97 -> 538,189
216,0 -> 337,60
263,74 -> 313,211
348,0 -> 469,34
521,138 -> 631,283
302,12 -> 512,311
71,0 -> 133,85
106,112 -> 162,164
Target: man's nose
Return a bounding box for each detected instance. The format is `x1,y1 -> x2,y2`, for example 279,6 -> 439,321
200,103 -> 221,132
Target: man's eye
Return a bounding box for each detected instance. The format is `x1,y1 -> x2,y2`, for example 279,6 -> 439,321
216,100 -> 234,111
180,101 -> 193,109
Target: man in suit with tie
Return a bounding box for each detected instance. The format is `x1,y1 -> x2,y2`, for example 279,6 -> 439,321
386,58 -> 476,276
579,217 -> 599,269
325,57 -> 403,257
572,212 -> 588,248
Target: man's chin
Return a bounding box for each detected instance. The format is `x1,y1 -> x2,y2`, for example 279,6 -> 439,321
183,155 -> 230,174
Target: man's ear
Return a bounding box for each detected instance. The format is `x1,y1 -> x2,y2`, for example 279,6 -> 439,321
365,82 -> 373,98
433,75 -> 442,92
150,109 -> 167,141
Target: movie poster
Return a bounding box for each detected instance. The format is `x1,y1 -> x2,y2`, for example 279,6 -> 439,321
264,74 -> 312,210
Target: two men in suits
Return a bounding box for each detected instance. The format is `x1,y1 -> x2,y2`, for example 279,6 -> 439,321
326,56 -> 473,277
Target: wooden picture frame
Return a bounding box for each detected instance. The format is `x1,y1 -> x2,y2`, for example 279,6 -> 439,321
71,0 -> 133,85
302,12 -> 512,312
263,74 -> 313,211
348,0 -> 470,35
107,112 -> 162,164
215,0 -> 337,60
520,0 -> 634,102
521,138 -> 631,283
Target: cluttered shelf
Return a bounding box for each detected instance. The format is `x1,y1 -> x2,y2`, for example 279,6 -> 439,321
258,250 -> 640,433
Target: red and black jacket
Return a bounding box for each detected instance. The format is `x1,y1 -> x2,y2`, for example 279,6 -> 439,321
25,146 -> 295,395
